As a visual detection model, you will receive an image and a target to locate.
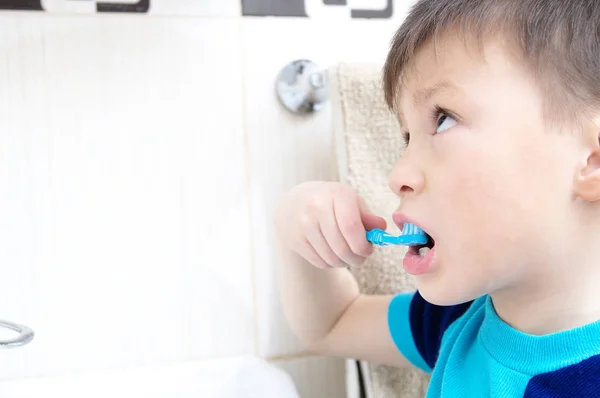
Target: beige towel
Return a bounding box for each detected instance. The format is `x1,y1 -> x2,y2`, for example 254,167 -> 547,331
329,63 -> 430,398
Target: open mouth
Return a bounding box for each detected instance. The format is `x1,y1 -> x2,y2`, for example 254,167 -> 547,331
398,220 -> 437,275
411,233 -> 435,257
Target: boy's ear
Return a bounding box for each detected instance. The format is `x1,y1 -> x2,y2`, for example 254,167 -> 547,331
574,126 -> 600,202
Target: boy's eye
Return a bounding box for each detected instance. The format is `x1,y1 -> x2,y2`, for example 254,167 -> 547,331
436,113 -> 457,134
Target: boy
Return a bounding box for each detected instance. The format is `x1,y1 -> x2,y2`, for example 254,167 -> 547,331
274,0 -> 600,396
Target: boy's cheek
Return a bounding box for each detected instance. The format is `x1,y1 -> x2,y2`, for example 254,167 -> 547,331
429,167 -> 490,240
432,159 -> 516,230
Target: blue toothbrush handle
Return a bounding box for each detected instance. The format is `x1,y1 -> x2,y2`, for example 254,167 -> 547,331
366,228 -> 394,246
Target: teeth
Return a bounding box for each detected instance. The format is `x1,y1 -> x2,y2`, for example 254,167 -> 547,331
418,247 -> 430,257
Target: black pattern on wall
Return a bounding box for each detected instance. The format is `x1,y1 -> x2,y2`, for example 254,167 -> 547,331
241,0 -> 393,18
0,0 -> 393,17
0,0 -> 148,12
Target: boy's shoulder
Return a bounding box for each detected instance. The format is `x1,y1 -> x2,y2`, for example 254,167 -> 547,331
388,291 -> 481,372
389,292 -> 600,396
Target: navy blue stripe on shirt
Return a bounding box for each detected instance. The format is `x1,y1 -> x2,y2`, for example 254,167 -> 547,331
524,354 -> 600,397
409,291 -> 474,369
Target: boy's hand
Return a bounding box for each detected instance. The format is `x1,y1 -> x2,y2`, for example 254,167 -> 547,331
276,181 -> 410,368
274,181 -> 387,269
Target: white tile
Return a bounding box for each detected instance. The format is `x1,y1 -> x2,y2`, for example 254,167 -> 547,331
274,356 -> 347,398
243,17 -> 410,358
149,0 -> 241,17
0,14 -> 253,379
41,0 -> 96,14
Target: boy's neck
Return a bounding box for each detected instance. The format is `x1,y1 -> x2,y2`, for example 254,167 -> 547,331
491,255 -> 600,336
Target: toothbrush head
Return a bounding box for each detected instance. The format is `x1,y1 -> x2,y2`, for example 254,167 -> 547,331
399,223 -> 428,246
366,223 -> 429,247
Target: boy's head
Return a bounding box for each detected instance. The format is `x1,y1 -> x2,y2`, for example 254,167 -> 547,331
384,0 -> 600,305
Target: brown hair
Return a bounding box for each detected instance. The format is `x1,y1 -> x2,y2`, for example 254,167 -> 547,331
383,0 -> 600,123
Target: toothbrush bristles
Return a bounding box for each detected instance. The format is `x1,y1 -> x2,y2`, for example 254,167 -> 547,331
403,223 -> 423,235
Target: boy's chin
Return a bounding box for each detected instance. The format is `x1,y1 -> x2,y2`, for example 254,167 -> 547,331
416,278 -> 482,306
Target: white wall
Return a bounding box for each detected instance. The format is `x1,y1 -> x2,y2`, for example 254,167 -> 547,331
0,2 -> 415,397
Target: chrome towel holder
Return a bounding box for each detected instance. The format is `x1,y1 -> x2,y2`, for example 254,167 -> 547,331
275,59 -> 329,114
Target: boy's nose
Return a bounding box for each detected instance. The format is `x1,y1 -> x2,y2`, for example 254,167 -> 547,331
388,159 -> 425,198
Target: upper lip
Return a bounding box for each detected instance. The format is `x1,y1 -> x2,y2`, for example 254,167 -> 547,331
392,212 -> 429,237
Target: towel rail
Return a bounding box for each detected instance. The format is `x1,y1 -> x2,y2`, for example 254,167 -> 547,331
0,319 -> 34,348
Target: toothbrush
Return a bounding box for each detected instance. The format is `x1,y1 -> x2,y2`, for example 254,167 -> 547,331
366,223 -> 428,247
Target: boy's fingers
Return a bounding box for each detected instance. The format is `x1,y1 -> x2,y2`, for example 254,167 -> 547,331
318,205 -> 366,267
358,197 -> 387,231
333,195 -> 374,257
298,239 -> 329,269
305,224 -> 345,268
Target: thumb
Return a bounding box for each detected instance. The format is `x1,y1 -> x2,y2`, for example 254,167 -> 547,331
357,197 -> 387,231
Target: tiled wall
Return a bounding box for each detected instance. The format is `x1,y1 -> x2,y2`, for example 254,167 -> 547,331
0,1 -> 415,397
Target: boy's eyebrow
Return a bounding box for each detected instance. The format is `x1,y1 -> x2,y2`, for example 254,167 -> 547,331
396,80 -> 460,126
412,80 -> 458,105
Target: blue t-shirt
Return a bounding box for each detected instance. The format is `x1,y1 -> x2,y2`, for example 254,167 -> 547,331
388,291 -> 600,397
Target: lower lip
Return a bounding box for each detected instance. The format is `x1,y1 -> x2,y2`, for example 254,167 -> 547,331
403,246 -> 436,275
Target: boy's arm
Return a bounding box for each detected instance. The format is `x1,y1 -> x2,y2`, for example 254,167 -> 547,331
279,246 -> 411,368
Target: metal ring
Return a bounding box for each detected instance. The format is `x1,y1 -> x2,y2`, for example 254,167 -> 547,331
0,320 -> 34,348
